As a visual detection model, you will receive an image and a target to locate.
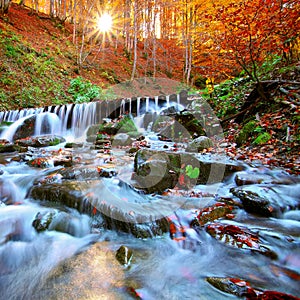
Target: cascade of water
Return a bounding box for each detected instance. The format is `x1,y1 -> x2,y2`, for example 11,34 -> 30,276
34,112 -> 61,136
128,98 -> 132,115
177,94 -> 180,108
166,95 -> 170,108
137,97 -> 141,117
155,96 -> 159,113
62,104 -> 73,135
71,102 -> 98,139
0,114 -> 34,142
145,97 -> 149,112
120,99 -> 126,115
0,95 -> 182,142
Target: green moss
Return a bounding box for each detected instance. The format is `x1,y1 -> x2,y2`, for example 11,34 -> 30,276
49,137 -> 61,146
116,115 -> 138,133
253,132 -> 271,145
236,120 -> 257,146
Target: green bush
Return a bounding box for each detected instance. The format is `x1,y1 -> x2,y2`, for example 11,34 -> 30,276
68,77 -> 101,103
253,132 -> 271,145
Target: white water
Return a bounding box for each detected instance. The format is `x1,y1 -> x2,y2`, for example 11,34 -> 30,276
0,96 -> 180,143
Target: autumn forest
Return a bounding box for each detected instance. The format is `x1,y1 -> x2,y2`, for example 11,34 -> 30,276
1,0 -> 299,85
0,1 -> 300,298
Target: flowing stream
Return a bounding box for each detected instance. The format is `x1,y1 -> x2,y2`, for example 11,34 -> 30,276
0,98 -> 299,300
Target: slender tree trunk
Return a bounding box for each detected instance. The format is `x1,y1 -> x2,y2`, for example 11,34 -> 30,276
152,0 -> 157,78
72,0 -> 77,44
131,0 -> 138,80
49,0 -> 54,18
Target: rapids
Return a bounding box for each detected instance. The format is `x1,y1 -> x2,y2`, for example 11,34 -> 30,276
0,96 -> 299,299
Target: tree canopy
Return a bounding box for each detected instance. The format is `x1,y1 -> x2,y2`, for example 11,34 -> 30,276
5,0 -> 300,83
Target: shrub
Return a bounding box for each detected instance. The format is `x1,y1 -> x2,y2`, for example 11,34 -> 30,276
68,77 -> 101,103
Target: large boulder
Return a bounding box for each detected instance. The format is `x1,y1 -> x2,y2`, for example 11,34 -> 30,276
186,136 -> 213,152
133,148 -> 243,193
29,180 -> 169,238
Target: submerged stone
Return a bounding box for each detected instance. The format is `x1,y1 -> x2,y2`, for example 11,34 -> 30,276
206,222 -> 277,259
115,245 -> 133,266
29,180 -> 170,238
231,184 -> 300,217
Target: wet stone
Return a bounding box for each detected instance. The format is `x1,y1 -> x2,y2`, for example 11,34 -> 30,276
32,211 -> 55,232
231,184 -> 300,217
235,171 -> 274,186
206,223 -> 277,259
194,202 -> 233,226
186,136 -> 213,152
15,135 -> 65,148
133,148 -> 243,194
115,245 -> 133,266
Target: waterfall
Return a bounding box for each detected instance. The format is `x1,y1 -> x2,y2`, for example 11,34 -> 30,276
128,98 -> 132,115
137,97 -> 141,117
155,96 -> 159,113
145,97 -> 149,112
34,112 -> 60,136
166,95 -> 170,108
0,94 -> 184,142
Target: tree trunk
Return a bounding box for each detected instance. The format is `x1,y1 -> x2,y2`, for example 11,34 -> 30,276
0,0 -> 11,14
131,0 -> 138,81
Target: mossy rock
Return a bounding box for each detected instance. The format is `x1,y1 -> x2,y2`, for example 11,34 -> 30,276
236,120 -> 257,146
98,115 -> 138,135
116,115 -> 138,133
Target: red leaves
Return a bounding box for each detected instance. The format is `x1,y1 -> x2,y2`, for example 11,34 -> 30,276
178,173 -> 185,186
206,223 -> 262,251
207,276 -> 300,299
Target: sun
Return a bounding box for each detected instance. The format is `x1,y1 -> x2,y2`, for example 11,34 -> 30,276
97,13 -> 112,33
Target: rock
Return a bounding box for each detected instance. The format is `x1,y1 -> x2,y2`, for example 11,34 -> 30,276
58,166 -> 99,180
194,202 -> 233,226
111,133 -> 132,147
29,181 -> 93,213
235,171 -> 274,186
86,124 -> 101,137
97,115 -> 138,136
15,135 -> 65,148
115,245 -> 133,266
29,180 -> 169,238
97,167 -> 117,178
206,223 -> 277,259
231,184 -> 300,217
12,114 -> 59,141
0,143 -> 27,153
133,148 -> 243,193
32,211 -> 55,232
36,242 -> 126,299
186,136 -> 213,152
236,120 -> 257,146
64,142 -> 84,148
206,277 -> 300,299
235,171 -> 300,186
206,277 -> 250,297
